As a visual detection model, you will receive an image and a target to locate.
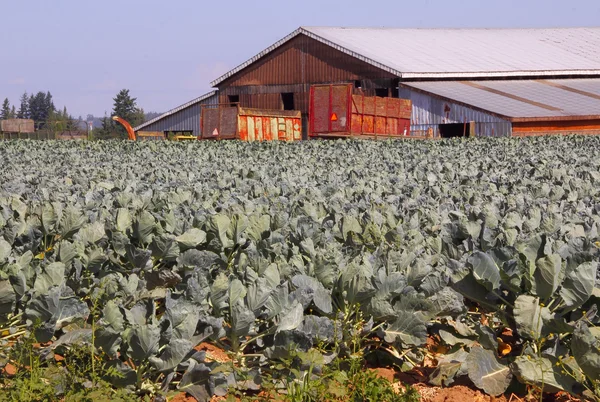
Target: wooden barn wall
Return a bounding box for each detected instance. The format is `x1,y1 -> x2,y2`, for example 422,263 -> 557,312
217,34 -> 397,114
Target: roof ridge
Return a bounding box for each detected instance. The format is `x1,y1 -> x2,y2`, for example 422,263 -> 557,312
301,26 -> 600,30
210,26 -> 600,87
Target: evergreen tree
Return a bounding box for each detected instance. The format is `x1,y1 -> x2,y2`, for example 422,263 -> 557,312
45,92 -> 55,115
112,89 -> 143,137
9,105 -> 16,119
29,91 -> 55,129
93,113 -> 117,139
1,98 -> 11,120
17,92 -> 29,119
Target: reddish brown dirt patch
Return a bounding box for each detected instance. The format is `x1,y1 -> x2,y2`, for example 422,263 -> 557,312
414,384 -> 509,402
2,363 -> 17,377
394,368 -> 431,385
194,342 -> 230,363
426,334 -> 449,356
169,392 -> 197,402
369,366 -> 509,402
368,367 -> 395,382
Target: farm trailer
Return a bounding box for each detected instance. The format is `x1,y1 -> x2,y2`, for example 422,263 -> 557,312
201,105 -> 302,141
308,84 -> 413,139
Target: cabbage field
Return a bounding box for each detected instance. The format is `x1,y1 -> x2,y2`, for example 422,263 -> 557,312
1,137 -> 600,401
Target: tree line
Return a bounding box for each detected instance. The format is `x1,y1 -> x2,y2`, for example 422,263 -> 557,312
1,89 -> 151,139
1,91 -> 79,131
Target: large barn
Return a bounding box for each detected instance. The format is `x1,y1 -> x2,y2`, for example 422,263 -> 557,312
138,27 -> 600,138
212,26 -> 600,138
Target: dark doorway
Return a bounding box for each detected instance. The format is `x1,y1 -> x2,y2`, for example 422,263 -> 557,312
281,93 -> 295,110
228,95 -> 239,106
391,78 -> 400,98
439,123 -> 470,138
375,88 -> 389,97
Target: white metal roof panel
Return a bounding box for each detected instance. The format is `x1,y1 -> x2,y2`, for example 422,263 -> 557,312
403,79 -> 600,120
211,27 -> 600,86
134,91 -> 218,132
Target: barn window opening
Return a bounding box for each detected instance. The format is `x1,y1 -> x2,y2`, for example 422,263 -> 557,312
281,93 -> 295,110
375,88 -> 389,97
228,95 -> 239,106
354,80 -> 362,89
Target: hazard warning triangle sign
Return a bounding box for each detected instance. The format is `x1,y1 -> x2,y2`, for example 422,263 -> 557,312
212,128 -> 219,136
330,113 -> 338,122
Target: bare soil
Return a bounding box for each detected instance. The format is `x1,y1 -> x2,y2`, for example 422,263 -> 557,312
173,343 -> 587,402
194,342 -> 231,363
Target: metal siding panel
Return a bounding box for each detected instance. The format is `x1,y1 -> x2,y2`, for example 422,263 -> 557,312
308,84 -> 413,138
398,87 -> 511,137
247,117 -> 255,141
271,118 -> 278,141
239,116 -> 248,141
513,120 -> 600,135
138,93 -> 218,137
255,117 -> 263,141
200,108 -> 220,139
287,119 -> 292,141
404,79 -> 600,120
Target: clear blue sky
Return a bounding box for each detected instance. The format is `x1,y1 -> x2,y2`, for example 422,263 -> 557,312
1,0 -> 599,118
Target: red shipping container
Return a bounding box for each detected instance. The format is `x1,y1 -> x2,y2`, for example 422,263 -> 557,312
309,84 -> 411,138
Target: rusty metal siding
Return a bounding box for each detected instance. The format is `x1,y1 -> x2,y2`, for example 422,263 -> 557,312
135,92 -> 218,137
309,84 -> 411,138
201,105 -> 301,141
239,110 -> 301,141
512,120 -> 600,136
398,87 -> 511,137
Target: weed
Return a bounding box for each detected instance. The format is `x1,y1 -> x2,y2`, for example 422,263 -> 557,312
0,332 -> 138,402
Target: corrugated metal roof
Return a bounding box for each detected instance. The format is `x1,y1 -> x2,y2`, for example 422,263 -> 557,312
133,91 -> 218,132
402,78 -> 600,121
211,27 -> 600,86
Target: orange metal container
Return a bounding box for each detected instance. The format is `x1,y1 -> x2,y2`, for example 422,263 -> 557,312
201,105 -> 301,141
309,84 -> 412,138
